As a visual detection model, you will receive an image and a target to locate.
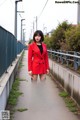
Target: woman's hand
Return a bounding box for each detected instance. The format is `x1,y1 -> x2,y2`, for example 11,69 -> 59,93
46,69 -> 49,74
28,71 -> 32,76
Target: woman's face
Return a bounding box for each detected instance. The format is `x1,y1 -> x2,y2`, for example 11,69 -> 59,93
35,35 -> 41,42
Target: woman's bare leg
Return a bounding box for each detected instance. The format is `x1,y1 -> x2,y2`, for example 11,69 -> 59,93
39,74 -> 46,81
31,74 -> 38,81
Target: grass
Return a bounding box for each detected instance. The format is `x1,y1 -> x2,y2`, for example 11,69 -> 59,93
59,91 -> 69,97
18,51 -> 25,69
6,51 -> 25,120
59,91 -> 79,114
6,77 -> 23,120
16,108 -> 28,112
19,78 -> 26,81
18,61 -> 24,69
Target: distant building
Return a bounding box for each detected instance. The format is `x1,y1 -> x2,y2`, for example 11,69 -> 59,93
47,29 -> 54,37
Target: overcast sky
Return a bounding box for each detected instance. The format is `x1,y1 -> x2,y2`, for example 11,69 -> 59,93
0,0 -> 78,41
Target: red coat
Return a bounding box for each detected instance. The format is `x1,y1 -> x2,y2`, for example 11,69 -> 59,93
28,42 -> 49,74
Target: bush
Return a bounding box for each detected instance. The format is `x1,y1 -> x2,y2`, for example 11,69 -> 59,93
50,21 -> 72,50
65,25 -> 80,51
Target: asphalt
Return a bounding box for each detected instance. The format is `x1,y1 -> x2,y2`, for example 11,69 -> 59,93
13,50 -> 79,120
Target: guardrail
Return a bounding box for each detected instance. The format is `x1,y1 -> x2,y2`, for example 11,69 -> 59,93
48,50 -> 80,70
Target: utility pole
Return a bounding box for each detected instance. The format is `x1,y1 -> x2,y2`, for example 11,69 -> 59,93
43,24 -> 45,33
14,0 -> 22,39
33,21 -> 34,35
77,0 -> 80,24
36,16 -> 37,30
43,24 -> 47,35
23,29 -> 26,45
14,0 -> 17,38
21,19 -> 25,43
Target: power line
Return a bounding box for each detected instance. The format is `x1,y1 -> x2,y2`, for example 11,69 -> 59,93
38,0 -> 49,20
10,0 -> 14,8
0,0 -> 8,7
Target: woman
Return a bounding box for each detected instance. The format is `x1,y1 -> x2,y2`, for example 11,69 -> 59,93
28,30 -> 49,81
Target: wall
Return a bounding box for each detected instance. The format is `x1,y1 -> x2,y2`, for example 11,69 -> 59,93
0,51 -> 23,110
49,59 -> 80,105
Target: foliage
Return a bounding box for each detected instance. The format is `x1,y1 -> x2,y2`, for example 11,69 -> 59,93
59,91 -> 78,113
44,21 -> 72,50
51,21 -> 72,50
28,22 -> 80,52
44,35 -> 53,49
6,53 -> 24,120
17,108 -> 28,112
28,39 -> 33,44
65,25 -> 80,51
59,91 -> 69,97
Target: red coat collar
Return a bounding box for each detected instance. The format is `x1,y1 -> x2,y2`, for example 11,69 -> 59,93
32,42 -> 46,57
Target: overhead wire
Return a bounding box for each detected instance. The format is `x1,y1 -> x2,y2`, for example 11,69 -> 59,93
38,0 -> 49,20
10,0 -> 14,8
0,0 -> 8,7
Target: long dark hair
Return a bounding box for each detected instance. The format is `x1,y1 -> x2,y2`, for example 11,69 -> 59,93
33,30 -> 44,42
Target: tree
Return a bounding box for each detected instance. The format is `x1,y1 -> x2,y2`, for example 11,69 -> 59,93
44,36 -> 53,49
65,25 -> 80,51
28,39 -> 33,44
51,21 -> 72,50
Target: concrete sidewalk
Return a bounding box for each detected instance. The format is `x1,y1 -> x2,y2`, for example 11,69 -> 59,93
14,50 -> 79,120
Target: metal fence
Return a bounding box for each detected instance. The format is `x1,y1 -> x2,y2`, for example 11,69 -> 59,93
0,26 -> 24,77
48,50 -> 80,70
17,41 -> 24,54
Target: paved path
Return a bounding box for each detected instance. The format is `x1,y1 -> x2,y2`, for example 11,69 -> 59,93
14,50 -> 79,120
